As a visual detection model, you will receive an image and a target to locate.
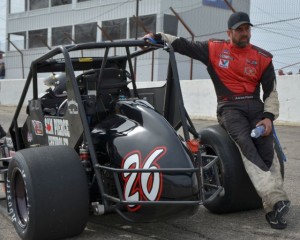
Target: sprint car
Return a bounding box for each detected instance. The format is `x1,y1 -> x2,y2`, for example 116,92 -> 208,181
0,40 -> 284,240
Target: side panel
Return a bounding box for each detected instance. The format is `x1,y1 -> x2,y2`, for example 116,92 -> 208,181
22,99 -> 84,148
134,85 -> 166,115
92,100 -> 199,221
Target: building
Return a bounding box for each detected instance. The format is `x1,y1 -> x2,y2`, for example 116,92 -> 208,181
5,0 -> 250,80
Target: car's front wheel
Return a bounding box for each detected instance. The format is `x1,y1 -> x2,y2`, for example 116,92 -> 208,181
6,145 -> 89,240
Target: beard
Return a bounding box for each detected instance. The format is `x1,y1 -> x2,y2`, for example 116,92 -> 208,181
233,36 -> 250,48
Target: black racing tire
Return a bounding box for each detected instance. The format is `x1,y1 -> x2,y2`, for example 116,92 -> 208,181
6,146 -> 89,240
199,125 -> 262,213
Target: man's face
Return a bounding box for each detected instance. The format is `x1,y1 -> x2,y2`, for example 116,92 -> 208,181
227,24 -> 251,48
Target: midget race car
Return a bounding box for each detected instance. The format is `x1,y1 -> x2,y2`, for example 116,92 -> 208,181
0,40 -> 284,240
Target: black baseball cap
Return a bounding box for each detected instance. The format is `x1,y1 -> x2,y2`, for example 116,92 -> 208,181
228,12 -> 253,29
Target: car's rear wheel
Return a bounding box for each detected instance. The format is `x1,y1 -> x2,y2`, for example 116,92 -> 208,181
199,125 -> 263,213
6,145 -> 89,240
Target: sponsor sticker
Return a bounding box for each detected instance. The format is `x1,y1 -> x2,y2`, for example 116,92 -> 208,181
246,59 -> 258,66
79,57 -> 93,62
32,120 -> 43,136
219,59 -> 229,68
68,99 -> 79,114
27,132 -> 33,142
44,117 -> 70,146
244,66 -> 256,77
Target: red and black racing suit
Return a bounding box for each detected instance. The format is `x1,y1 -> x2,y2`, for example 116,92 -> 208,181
158,34 -> 289,213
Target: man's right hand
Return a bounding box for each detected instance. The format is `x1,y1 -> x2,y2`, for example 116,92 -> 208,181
142,32 -> 155,40
142,33 -> 163,45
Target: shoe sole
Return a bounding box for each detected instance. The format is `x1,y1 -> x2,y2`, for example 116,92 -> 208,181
269,222 -> 287,230
266,214 -> 287,230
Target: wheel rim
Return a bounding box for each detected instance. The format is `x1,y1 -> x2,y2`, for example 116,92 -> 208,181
13,169 -> 29,228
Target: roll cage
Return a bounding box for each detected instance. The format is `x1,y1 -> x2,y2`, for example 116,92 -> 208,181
7,40 -> 222,219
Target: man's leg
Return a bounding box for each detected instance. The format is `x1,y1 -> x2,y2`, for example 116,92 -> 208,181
240,151 -> 290,229
218,107 -> 289,229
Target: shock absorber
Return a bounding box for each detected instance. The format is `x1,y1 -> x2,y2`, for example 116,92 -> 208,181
79,144 -> 92,172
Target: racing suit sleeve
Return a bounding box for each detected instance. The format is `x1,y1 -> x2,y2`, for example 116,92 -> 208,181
260,62 -> 279,120
157,33 -> 209,65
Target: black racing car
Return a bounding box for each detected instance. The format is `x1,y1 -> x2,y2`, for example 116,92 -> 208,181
0,40 -> 283,240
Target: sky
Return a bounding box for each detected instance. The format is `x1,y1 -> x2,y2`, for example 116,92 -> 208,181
0,0 -> 300,73
250,0 -> 300,74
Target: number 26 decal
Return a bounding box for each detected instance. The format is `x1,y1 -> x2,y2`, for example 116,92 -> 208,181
121,146 -> 167,211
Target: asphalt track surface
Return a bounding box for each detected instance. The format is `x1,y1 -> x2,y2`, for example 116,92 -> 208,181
0,105 -> 300,240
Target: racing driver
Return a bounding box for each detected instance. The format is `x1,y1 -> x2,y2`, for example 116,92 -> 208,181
143,11 -> 290,229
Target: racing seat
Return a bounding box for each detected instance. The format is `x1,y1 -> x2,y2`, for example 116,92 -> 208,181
77,68 -> 131,123
78,68 -> 130,103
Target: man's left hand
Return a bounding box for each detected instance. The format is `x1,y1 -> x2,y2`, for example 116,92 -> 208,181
256,118 -> 273,136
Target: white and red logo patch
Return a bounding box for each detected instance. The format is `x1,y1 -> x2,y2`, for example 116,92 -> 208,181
244,66 -> 256,77
32,120 -> 43,136
121,146 -> 166,211
219,59 -> 229,68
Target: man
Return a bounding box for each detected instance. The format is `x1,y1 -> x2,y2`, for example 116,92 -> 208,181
0,63 -> 5,79
143,12 -> 290,229
278,69 -> 285,75
0,124 -> 5,138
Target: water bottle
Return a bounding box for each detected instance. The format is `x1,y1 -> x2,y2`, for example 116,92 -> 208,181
250,125 -> 265,138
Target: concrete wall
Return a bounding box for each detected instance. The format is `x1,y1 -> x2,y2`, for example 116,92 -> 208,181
0,75 -> 299,125
0,79 -> 48,106
185,75 -> 300,126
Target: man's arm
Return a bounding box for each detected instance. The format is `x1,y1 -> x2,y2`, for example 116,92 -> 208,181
144,32 -> 210,65
258,62 -> 279,136
260,62 -> 279,121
